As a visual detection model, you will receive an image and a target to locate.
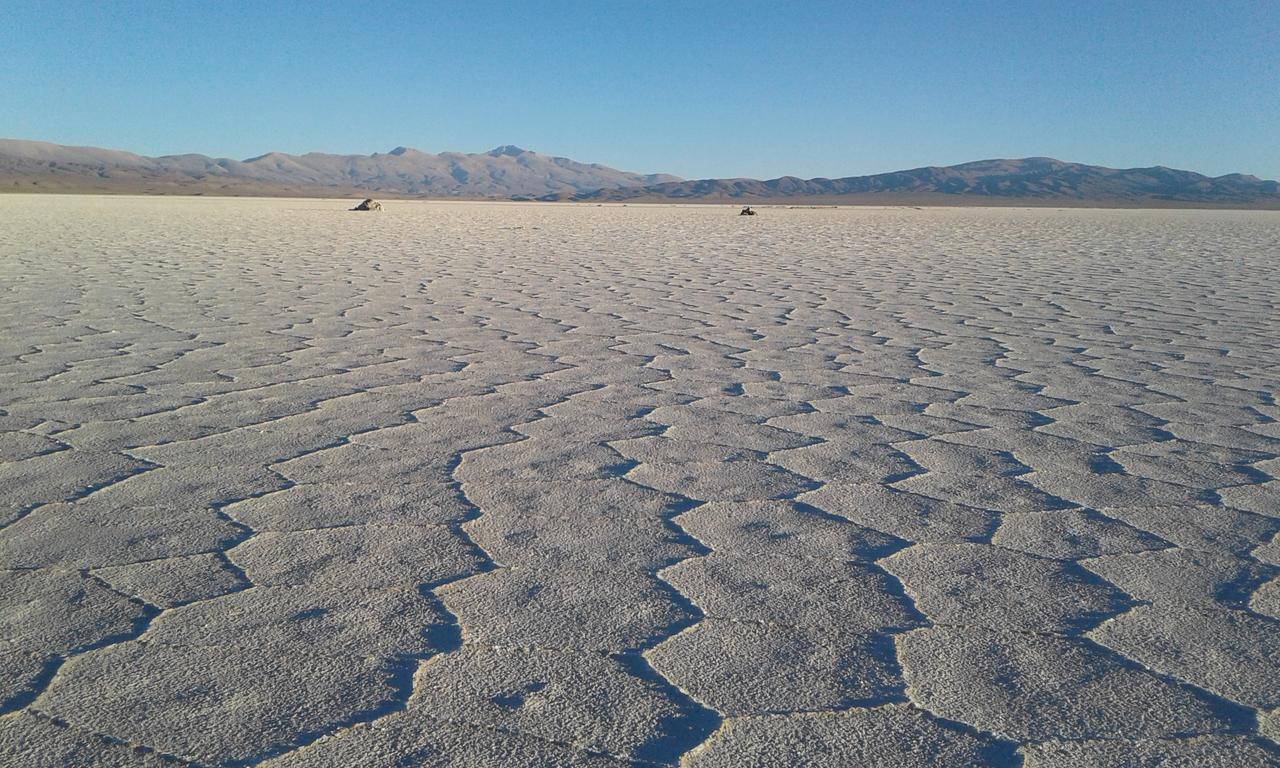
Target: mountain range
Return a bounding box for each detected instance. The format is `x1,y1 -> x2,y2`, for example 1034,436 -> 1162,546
3,139 -> 1278,208
0,139 -> 678,198
568,157 -> 1280,208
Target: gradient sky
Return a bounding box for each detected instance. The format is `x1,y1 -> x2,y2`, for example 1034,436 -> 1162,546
2,1 -> 1277,180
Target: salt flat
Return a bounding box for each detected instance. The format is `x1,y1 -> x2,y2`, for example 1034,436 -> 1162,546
0,195 -> 1277,766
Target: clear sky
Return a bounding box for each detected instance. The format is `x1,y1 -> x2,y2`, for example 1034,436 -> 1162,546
2,1 -> 1277,180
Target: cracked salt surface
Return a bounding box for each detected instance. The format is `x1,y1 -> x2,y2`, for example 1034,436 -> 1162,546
1,196 -> 1278,766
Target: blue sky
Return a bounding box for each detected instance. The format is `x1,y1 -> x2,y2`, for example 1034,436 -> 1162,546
2,1 -> 1277,180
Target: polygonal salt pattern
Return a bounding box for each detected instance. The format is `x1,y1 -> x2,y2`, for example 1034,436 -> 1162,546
1,198 -> 1278,765
684,705 -> 1013,767
881,542 -> 1132,633
896,626 -> 1243,741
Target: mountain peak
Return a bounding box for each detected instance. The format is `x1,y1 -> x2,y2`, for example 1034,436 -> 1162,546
388,146 -> 414,156
487,145 -> 527,157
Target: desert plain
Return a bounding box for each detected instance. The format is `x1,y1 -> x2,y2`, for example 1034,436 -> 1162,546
0,196 -> 1278,767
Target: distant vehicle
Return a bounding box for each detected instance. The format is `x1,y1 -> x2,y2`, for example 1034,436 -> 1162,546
740,206 -> 757,216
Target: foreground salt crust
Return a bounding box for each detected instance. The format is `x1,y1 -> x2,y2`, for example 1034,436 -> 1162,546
0,196 -> 1277,766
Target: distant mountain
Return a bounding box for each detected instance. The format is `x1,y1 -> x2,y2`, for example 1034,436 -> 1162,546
566,157 -> 1280,208
0,139 -> 679,198
3,140 -> 1277,208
